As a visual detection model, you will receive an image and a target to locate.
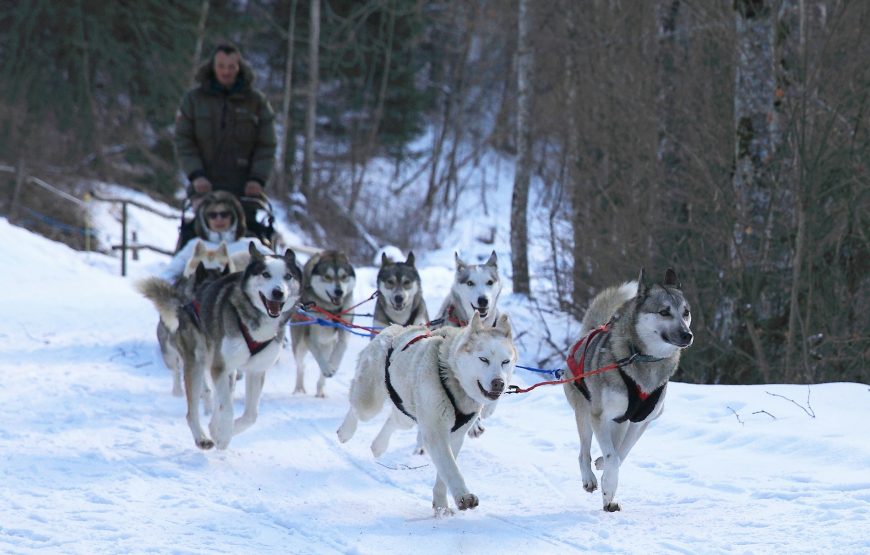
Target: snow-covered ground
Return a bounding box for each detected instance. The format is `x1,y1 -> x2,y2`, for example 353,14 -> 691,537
1,181 -> 868,554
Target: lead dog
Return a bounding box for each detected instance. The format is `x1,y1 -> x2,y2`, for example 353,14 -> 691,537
290,250 -> 356,397
563,268 -> 693,511
138,243 -> 301,450
337,312 -> 517,515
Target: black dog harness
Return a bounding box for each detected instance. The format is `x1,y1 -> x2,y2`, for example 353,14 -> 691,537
568,325 -> 665,423
384,334 -> 477,432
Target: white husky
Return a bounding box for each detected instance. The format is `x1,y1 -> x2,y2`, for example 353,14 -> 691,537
337,312 -> 517,514
432,251 -> 502,329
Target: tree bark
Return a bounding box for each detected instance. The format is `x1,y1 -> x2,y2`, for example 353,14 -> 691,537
276,0 -> 299,198
191,0 -> 210,85
511,0 -> 532,296
302,0 -> 320,196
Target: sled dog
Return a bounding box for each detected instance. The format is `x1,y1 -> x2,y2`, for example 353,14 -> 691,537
150,241 -> 235,396
182,240 -> 237,278
337,311 -> 517,514
432,251 -> 502,330
563,268 -> 693,511
372,251 -> 429,331
139,243 -> 301,450
427,251 -> 504,444
290,250 -> 356,397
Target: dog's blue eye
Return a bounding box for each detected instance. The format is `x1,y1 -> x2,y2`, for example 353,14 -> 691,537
479,356 -> 490,364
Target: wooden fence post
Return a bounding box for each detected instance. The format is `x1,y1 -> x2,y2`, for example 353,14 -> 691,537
9,160 -> 25,223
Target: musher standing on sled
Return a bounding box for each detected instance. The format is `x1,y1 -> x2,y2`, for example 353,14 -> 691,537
173,42 -> 277,250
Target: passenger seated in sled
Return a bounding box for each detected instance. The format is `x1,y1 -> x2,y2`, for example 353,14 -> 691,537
174,189 -> 280,254
161,191 -> 272,281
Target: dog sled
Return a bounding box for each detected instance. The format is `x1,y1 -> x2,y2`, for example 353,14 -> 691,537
174,193 -> 281,253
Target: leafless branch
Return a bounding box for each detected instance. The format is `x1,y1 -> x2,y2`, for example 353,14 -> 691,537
765,386 -> 816,418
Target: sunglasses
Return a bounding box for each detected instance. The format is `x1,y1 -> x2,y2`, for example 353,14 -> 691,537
206,210 -> 232,220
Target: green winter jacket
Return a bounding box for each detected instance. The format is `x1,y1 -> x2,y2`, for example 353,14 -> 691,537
174,59 -> 276,195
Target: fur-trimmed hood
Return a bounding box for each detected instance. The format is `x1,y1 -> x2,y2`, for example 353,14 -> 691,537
193,191 -> 247,243
194,56 -> 256,94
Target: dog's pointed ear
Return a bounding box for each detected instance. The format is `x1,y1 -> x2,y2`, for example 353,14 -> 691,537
217,241 -> 229,257
664,268 -> 681,289
637,268 -> 650,297
283,248 -> 297,266
495,313 -> 512,339
485,250 -> 498,267
221,264 -> 231,276
193,240 -> 205,256
405,251 -> 415,266
380,252 -> 390,267
248,241 -> 264,261
469,310 -> 482,330
454,251 -> 466,270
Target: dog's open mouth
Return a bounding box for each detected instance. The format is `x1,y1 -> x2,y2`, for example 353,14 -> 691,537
391,300 -> 405,310
327,293 -> 342,306
477,381 -> 501,401
259,293 -> 284,318
471,304 -> 488,318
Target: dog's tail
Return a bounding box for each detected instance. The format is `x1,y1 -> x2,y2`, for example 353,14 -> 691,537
135,277 -> 185,332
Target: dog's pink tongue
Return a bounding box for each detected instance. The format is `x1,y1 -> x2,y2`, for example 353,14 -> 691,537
264,299 -> 283,317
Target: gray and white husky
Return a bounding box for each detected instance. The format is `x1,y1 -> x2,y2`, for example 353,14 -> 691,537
372,251 -> 429,331
138,243 -> 301,450
154,240 -> 235,397
290,250 -> 356,397
432,251 -> 502,329
337,311 -> 517,514
563,268 -> 693,511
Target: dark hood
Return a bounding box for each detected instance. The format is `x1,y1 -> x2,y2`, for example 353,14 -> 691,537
194,57 -> 256,94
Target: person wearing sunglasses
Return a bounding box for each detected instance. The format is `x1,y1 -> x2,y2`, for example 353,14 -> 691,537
159,191 -> 266,281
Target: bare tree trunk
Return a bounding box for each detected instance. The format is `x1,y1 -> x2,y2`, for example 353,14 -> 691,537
276,0 -> 299,198
191,0 -> 210,84
349,1 -> 396,213
778,0 -> 806,381
302,0 -> 320,197
655,0 -> 684,199
511,0 -> 532,296
732,0 -> 776,273
565,0 -> 584,312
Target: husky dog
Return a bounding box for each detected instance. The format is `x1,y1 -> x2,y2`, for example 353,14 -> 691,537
139,243 -> 301,450
372,251 -> 429,331
290,250 -> 356,397
563,268 -> 693,511
148,241 -> 235,396
432,251 -> 502,329
182,240 -> 236,278
337,312 -> 517,514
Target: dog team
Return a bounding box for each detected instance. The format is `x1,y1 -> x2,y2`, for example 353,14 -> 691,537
138,242 -> 693,514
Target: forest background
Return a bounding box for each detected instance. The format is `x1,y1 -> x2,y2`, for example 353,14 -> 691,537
0,0 -> 867,385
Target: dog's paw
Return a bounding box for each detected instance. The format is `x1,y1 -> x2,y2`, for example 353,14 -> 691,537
315,390 -> 327,399
603,502 -> 621,512
196,438 -> 215,450
293,386 -> 306,395
582,479 -> 598,493
456,493 -> 479,511
467,421 -> 485,438
594,456 -> 604,470
433,506 -> 454,518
